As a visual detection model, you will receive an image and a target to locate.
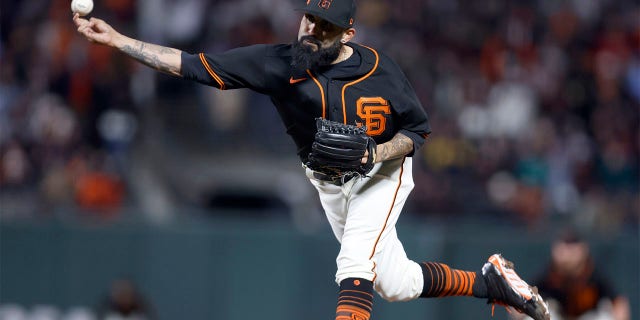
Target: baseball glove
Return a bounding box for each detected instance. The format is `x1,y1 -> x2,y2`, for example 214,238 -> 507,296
306,118 -> 377,179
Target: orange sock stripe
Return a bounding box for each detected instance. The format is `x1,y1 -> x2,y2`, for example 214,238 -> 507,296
461,271 -> 469,295
337,298 -> 373,311
463,271 -> 472,296
426,262 -> 442,296
455,270 -> 467,296
448,269 -> 459,296
336,279 -> 373,320
339,289 -> 374,299
338,295 -> 374,305
459,270 -> 475,296
435,263 -> 445,294
336,305 -> 371,319
338,295 -> 373,306
427,263 -> 435,295
431,263 -> 441,294
445,267 -> 460,296
438,263 -> 449,297
427,263 -> 437,294
421,262 -> 476,298
450,267 -> 460,296
424,263 -> 435,295
467,271 -> 476,296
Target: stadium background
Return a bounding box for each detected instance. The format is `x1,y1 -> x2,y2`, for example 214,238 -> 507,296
0,0 -> 638,319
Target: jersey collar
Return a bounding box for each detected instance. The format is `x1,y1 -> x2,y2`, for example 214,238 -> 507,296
342,43 -> 377,79
289,43 -> 377,80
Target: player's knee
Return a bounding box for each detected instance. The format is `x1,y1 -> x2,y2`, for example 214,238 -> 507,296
374,279 -> 414,302
375,286 -> 410,302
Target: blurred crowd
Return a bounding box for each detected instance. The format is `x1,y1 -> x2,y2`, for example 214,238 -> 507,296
0,278 -> 154,320
1,0 -> 638,233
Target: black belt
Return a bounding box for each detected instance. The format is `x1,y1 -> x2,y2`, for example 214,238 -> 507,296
312,171 -> 356,186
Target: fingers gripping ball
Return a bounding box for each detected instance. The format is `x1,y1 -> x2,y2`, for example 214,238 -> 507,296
71,0 -> 94,16
307,118 -> 377,178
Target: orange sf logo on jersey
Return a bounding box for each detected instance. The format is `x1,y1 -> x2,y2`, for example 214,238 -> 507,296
356,97 -> 391,136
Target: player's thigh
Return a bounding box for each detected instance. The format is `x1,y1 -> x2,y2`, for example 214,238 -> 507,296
344,157 -> 415,256
307,175 -> 347,241
335,159 -> 415,281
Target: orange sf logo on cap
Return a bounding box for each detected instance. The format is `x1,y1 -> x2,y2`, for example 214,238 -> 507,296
318,0 -> 332,9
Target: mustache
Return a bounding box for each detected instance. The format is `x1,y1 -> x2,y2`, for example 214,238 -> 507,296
291,35 -> 342,71
299,35 -> 321,46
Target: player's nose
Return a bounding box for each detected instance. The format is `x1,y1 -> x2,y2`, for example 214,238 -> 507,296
306,22 -> 318,35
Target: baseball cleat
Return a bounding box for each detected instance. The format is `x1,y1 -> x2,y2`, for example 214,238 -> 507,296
482,254 -> 551,320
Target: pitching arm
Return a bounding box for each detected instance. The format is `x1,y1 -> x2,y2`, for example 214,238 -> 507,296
73,13 -> 182,77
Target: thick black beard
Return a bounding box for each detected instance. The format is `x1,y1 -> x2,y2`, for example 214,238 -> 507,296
291,36 -> 342,71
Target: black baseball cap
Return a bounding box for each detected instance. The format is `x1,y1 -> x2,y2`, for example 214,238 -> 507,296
296,0 -> 357,29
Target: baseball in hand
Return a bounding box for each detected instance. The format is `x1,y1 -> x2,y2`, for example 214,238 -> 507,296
71,0 -> 94,16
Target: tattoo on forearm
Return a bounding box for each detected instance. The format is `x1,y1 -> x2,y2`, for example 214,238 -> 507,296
378,134 -> 413,161
121,40 -> 180,75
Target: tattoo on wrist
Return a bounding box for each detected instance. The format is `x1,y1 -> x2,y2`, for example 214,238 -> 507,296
121,41 -> 179,74
379,135 -> 412,161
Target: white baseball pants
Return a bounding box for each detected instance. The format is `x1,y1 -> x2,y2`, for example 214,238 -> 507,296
305,157 -> 424,302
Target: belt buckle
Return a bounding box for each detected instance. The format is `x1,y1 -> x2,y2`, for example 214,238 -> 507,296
312,172 -> 342,185
312,171 -> 356,186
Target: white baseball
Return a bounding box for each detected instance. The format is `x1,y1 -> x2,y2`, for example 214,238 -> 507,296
71,0 -> 94,16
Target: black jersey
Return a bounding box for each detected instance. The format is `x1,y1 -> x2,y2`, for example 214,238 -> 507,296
180,43 -> 431,161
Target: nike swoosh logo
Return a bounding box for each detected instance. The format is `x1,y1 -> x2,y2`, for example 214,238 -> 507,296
289,76 -> 307,84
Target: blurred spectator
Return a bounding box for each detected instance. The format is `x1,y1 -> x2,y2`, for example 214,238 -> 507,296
0,303 -> 28,320
0,0 -> 637,231
0,304 -> 98,320
0,0 -> 132,220
525,229 -> 631,320
98,279 -> 155,320
73,150 -> 125,215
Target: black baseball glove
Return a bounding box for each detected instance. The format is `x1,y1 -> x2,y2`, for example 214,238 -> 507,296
306,118 -> 377,179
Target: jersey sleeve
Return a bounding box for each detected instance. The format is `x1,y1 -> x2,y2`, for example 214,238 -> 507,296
180,44 -> 270,93
386,60 -> 431,156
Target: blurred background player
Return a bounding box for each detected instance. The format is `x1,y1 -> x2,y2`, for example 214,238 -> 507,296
98,278 -> 155,320
513,229 -> 630,320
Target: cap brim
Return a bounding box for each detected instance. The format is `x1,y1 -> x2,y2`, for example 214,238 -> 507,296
295,7 -> 351,29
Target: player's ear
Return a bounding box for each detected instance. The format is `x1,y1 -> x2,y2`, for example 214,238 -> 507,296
341,28 -> 356,43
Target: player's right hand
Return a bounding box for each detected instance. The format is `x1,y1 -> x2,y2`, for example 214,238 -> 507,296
73,13 -> 119,46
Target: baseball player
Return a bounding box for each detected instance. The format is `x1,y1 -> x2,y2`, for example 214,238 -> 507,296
73,1 -> 550,319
